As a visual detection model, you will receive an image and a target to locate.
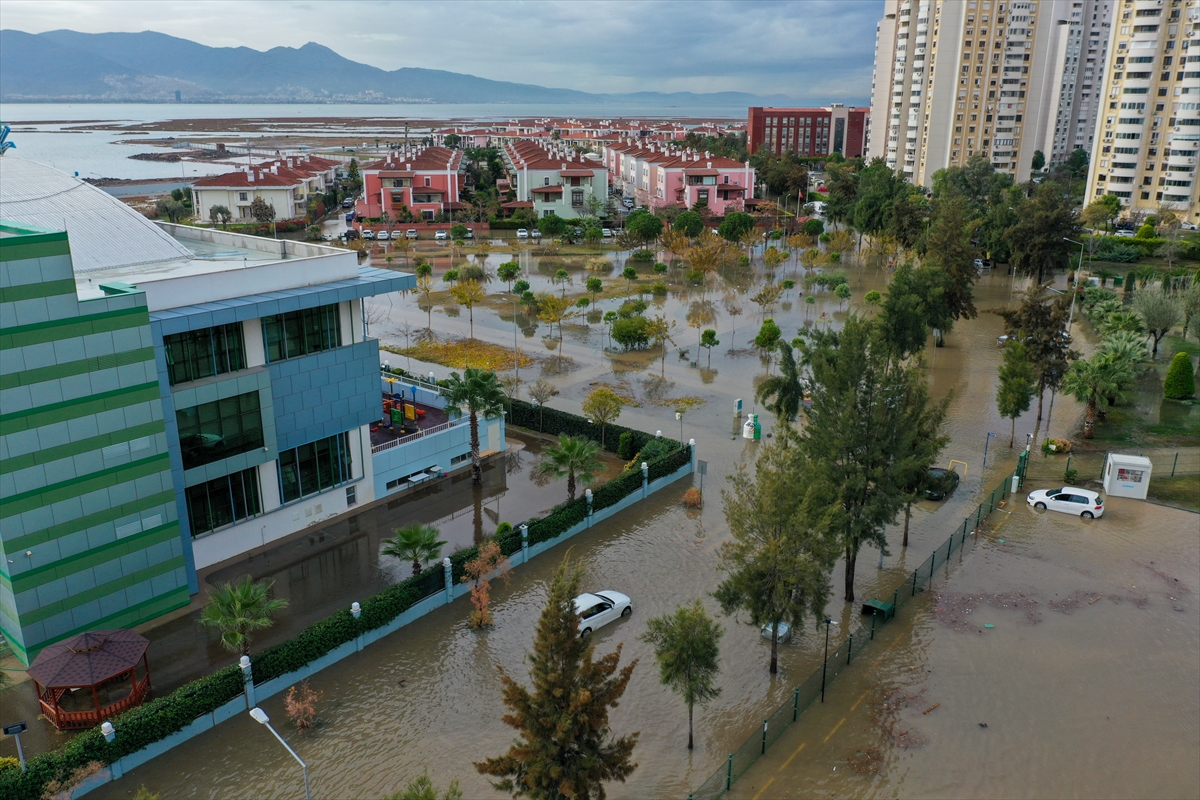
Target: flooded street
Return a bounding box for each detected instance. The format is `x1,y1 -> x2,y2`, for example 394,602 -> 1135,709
62,249 -> 1198,799
728,496 -> 1200,800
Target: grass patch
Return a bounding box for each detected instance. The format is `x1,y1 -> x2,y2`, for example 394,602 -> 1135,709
1148,475 -> 1200,513
383,338 -> 534,371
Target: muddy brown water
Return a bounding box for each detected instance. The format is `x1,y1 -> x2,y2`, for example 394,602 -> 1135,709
16,249 -> 1197,799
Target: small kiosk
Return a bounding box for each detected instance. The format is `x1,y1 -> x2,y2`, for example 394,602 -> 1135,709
1102,453 -> 1152,500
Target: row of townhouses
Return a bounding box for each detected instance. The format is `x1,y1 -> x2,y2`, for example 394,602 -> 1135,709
500,140 -> 611,219
0,158 -> 497,665
600,140 -> 756,215
355,146 -> 466,220
191,154 -> 340,224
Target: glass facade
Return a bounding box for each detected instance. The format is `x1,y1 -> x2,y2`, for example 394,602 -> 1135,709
163,323 -> 246,386
176,391 -> 264,470
262,303 -> 342,363
279,432 -> 353,504
186,466 -> 262,536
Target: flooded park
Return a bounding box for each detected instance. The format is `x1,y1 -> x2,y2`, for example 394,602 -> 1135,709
8,232 -> 1198,799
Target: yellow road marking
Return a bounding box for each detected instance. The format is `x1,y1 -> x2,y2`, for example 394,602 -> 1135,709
779,742 -> 806,770
823,717 -> 847,743
751,776 -> 777,800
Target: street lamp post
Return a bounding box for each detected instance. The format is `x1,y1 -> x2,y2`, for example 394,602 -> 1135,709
983,432 -> 997,467
675,411 -> 684,443
249,708 -> 311,800
820,618 -> 840,700
511,293 -> 520,386
1062,238 -> 1085,334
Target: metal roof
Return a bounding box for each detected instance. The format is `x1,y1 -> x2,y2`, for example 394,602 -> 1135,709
0,157 -> 193,274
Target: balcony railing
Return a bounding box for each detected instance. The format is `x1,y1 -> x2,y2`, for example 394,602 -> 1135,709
372,417 -> 467,454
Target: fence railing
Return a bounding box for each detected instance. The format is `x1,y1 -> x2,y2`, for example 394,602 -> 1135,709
370,417 -> 466,454
690,463 -> 1023,800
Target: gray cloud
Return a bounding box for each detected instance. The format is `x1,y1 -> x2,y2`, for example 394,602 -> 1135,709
2,0 -> 881,101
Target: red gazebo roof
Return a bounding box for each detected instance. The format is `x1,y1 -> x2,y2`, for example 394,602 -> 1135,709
28,630 -> 149,689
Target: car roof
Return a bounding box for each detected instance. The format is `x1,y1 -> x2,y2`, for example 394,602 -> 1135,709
574,593 -> 606,608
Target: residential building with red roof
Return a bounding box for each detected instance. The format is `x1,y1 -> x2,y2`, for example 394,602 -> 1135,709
191,153 -> 342,223
356,146 -> 464,220
502,140 -> 610,220
601,139 -> 755,215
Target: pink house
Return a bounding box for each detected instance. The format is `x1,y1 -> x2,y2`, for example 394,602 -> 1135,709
601,139 -> 755,216
357,146 -> 464,220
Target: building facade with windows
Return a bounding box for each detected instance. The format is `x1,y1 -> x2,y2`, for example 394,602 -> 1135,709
357,146 -> 465,221
501,141 -> 611,219
192,154 -> 339,223
867,0 -> 1077,186
599,140 -> 755,214
1084,0 -> 1199,225
0,159 -> 446,664
747,105 -> 869,158
1043,0 -> 1115,165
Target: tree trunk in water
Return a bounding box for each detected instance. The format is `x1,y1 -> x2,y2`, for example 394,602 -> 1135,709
1036,386 -> 1045,420
902,503 -> 912,548
688,703 -> 695,750
567,471 -> 576,502
769,626 -> 779,674
412,560 -> 422,576
844,546 -> 858,602
1010,417 -> 1016,448
1083,400 -> 1096,439
469,412 -> 482,484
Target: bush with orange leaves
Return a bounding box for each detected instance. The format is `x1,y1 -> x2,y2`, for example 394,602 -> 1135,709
463,539 -> 511,629
284,680 -> 322,732
682,487 -> 703,508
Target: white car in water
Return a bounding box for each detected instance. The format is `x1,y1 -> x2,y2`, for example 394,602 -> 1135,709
574,591 -> 632,636
1027,487 -> 1105,519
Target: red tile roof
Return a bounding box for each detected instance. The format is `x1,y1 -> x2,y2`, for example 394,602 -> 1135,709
531,185 -> 565,194
192,170 -> 303,188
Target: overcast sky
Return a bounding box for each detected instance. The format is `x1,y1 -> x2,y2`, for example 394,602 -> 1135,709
3,0 -> 882,101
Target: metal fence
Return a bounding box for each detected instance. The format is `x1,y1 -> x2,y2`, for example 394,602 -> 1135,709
690,456 -> 1025,800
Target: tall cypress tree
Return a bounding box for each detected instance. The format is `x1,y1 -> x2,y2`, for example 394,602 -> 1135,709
477,558 -> 638,800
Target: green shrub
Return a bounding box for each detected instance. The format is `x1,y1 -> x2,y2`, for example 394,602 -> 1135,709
1135,223 -> 1155,239
0,758 -> 17,774
508,399 -> 651,456
651,280 -> 668,296
617,431 -> 635,460
1163,352 -> 1196,399
496,522 -> 513,536
634,438 -> 677,465
1097,243 -> 1141,263
629,249 -> 655,261
1125,271 -> 1137,295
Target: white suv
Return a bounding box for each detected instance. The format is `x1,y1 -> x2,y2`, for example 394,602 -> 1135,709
516,228 -> 529,239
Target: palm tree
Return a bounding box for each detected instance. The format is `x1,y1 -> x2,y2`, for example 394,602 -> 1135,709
533,434 -> 604,502
1097,330 -> 1148,406
755,341 -> 806,422
198,576 -> 287,656
382,524 -> 446,576
1061,355 -> 1130,439
443,367 -> 507,484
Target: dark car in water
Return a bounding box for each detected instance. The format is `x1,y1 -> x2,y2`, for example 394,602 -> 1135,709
925,468 -> 960,501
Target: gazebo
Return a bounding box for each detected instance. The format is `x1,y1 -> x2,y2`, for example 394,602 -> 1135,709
28,629 -> 152,731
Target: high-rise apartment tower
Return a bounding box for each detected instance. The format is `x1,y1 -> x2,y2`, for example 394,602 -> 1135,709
1084,0 -> 1199,225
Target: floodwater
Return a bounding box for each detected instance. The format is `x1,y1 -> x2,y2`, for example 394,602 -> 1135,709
727,497 -> 1200,800
39,243 -> 1199,799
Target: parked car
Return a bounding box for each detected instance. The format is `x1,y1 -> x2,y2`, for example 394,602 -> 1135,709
464,228 -> 474,239
376,230 -> 390,240
516,228 -> 529,239
531,229 -> 542,239
405,229 -> 418,239
1115,230 -> 1135,238
361,229 -> 375,240
602,228 -> 613,238
574,591 -> 632,636
1027,487 -> 1105,519
341,199 -> 354,209
1181,222 -> 1198,231
434,230 -> 448,241
344,229 -> 360,241
622,197 -> 635,208
924,468 -> 961,501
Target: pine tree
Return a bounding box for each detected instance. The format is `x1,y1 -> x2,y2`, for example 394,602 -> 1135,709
476,558 -> 638,799
996,341 -> 1037,447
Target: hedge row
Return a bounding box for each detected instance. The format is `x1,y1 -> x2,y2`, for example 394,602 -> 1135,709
508,399 -> 654,456
0,406 -> 690,800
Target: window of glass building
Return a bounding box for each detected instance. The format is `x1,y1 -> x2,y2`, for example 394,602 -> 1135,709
278,432 -> 353,504
186,466 -> 262,536
164,323 -> 246,386
176,391 -> 264,470
262,303 -> 342,363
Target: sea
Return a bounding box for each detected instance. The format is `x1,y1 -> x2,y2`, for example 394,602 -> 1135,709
0,102 -> 747,181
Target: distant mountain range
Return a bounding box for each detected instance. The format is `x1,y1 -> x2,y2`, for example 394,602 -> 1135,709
0,29 -> 803,107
